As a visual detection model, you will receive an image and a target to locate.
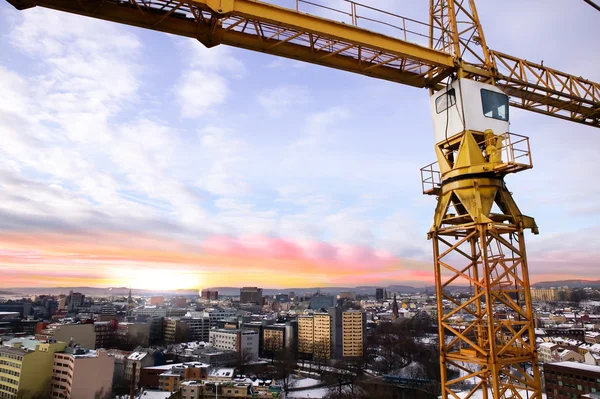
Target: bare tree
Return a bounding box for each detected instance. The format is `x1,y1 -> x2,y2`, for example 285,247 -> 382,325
273,348 -> 298,393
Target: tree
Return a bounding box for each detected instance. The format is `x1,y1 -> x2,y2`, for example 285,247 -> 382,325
273,348 -> 298,393
313,340 -> 331,378
94,387 -> 113,399
235,349 -> 255,375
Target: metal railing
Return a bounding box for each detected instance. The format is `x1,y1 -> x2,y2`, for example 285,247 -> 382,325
294,0 -> 435,45
420,132 -> 533,195
420,162 -> 441,195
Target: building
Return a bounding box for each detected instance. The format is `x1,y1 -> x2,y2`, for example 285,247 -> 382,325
180,380 -> 253,399
201,290 -> 219,300
67,292 -> 85,311
298,313 -> 331,360
158,363 -> 210,392
328,308 -> 366,359
310,295 -> 335,311
107,349 -> 132,389
0,301 -> 32,318
375,288 -> 384,301
275,294 -> 289,303
125,351 -> 156,387
133,307 -> 187,319
338,292 -> 356,300
172,297 -> 188,308
94,321 -> 113,349
204,308 -> 238,329
114,322 -> 150,348
0,340 -> 68,398
150,296 -> 165,306
263,321 -> 297,354
164,318 -> 191,344
37,323 -> 97,349
209,329 -> 259,360
544,361 -> 600,399
180,316 -> 211,342
531,287 -> 559,302
193,347 -> 239,367
341,310 -> 366,358
51,347 -> 115,399
239,287 -> 263,305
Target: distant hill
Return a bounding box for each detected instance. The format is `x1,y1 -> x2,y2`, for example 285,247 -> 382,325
0,285 -> 430,297
0,287 -> 199,297
211,285 -> 429,296
532,280 -> 600,289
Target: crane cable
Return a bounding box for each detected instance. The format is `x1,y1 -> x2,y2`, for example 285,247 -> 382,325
584,0 -> 600,12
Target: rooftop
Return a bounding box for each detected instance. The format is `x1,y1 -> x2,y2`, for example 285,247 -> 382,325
208,368 -> 235,378
549,361 -> 600,373
3,338 -> 42,352
128,351 -> 148,361
0,346 -> 28,356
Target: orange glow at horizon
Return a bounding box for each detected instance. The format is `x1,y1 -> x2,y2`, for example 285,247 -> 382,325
0,231 -> 433,290
0,231 -> 585,290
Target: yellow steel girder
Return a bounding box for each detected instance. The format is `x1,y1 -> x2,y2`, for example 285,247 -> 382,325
6,0 -> 600,127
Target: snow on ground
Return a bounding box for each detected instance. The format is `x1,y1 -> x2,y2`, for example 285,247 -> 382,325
293,377 -> 322,389
288,376 -> 329,398
287,387 -> 330,398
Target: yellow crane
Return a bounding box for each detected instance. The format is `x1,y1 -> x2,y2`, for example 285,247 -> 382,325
5,0 -> 599,399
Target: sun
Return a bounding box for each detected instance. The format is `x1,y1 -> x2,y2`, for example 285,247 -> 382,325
119,267 -> 202,291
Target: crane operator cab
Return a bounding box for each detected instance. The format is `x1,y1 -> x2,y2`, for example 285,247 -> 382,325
429,79 -> 511,170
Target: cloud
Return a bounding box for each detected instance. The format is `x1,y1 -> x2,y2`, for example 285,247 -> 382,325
257,85 -> 310,116
176,70 -> 229,118
175,40 -> 245,118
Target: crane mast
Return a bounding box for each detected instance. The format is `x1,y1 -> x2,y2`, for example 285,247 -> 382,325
4,1 -> 600,399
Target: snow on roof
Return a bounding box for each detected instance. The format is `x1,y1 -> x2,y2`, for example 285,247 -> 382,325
535,328 -> 546,335
128,352 -> 148,361
550,361 -> 600,373
209,368 -> 235,378
540,342 -> 558,348
3,338 -> 42,352
147,361 -> 209,371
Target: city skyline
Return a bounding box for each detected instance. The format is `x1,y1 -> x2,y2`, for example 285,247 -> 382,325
0,1 -> 599,290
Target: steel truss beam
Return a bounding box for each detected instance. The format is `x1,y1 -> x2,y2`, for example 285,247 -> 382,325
6,0 -> 600,127
429,130 -> 541,399
433,225 -> 541,399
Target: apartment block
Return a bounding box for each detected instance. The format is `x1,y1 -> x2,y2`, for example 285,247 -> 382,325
180,316 -> 211,342
240,288 -> 263,305
531,287 -> 559,302
164,318 -> 191,344
51,347 -> 114,399
0,341 -> 67,398
204,308 -> 238,329
201,290 -> 219,300
125,351 -> 156,388
297,313 -> 331,360
341,310 -> 366,358
544,361 -> 600,399
209,329 -> 259,360
263,321 -> 297,354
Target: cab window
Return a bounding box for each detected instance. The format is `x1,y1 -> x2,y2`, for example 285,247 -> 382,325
481,89 -> 509,121
435,88 -> 456,114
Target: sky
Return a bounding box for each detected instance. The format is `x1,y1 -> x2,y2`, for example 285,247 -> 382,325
0,0 -> 598,291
